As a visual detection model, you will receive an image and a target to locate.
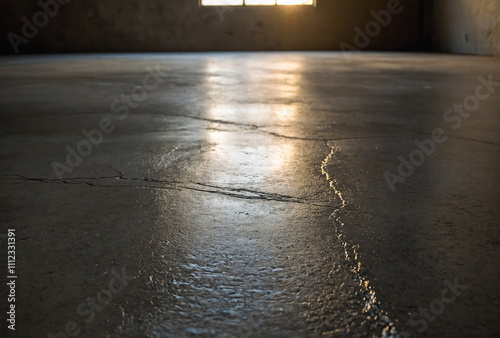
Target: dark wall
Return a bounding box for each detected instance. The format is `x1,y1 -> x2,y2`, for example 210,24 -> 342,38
422,0 -> 500,56
1,0 -> 420,54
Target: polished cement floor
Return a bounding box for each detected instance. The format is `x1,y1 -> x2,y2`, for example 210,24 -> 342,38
0,52 -> 499,337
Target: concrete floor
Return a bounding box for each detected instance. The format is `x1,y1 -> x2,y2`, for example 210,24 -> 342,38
0,52 -> 499,337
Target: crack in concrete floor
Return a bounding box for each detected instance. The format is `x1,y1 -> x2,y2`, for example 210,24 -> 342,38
1,174 -> 330,206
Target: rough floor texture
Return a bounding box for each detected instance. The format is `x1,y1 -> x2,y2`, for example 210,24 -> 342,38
0,52 -> 499,337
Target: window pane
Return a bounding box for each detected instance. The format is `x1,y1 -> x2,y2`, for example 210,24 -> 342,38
245,0 -> 276,5
201,0 -> 243,6
277,0 -> 313,5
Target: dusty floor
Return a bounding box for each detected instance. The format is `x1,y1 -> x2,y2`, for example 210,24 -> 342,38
0,52 -> 499,337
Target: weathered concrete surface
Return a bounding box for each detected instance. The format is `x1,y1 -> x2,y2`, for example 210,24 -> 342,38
424,0 -> 500,56
0,52 -> 499,337
0,0 -> 420,54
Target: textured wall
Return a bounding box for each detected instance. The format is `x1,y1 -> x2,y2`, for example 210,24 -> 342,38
424,0 -> 500,56
0,0 -> 420,53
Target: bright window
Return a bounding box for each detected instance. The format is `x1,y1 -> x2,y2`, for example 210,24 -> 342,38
245,0 -> 276,5
201,0 -> 314,6
276,0 -> 313,4
202,0 -> 243,5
